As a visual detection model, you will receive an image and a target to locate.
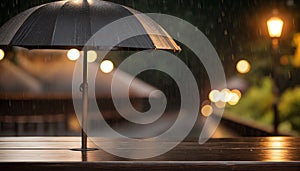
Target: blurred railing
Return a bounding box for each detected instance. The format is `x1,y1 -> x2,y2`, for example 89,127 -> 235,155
221,113 -> 280,136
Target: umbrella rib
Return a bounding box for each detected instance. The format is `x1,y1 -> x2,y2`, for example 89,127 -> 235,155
0,4 -> 46,46
119,6 -> 155,49
122,6 -> 181,51
50,1 -> 69,46
86,1 -> 92,47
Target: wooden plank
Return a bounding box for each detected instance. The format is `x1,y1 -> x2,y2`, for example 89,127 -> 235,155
1,161 -> 300,171
0,137 -> 299,170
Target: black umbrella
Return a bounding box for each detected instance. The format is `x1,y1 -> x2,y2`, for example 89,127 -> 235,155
0,0 -> 180,51
0,0 -> 180,150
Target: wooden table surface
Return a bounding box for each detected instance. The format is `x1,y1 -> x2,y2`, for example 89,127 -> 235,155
0,136 -> 300,170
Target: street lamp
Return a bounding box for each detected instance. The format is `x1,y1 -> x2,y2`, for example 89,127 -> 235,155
267,17 -> 284,38
267,15 -> 284,134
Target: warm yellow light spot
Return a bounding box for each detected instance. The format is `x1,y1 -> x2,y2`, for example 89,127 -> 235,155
209,89 -> 220,102
87,50 -> 97,63
280,55 -> 289,65
0,49 -> 5,61
209,88 -> 242,105
215,101 -> 226,108
67,48 -> 80,61
292,34 -> 300,67
268,136 -> 285,142
201,105 -> 213,117
100,60 -> 114,73
267,17 -> 284,38
293,33 -> 300,46
228,93 -> 240,105
220,88 -> 232,102
68,115 -> 81,131
231,89 -> 242,98
263,137 -> 288,162
236,60 -> 251,74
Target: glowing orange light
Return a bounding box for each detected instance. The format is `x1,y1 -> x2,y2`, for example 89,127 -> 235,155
201,105 -> 213,117
236,60 -> 251,74
209,89 -> 220,102
67,49 -> 80,61
0,49 -> 5,61
100,60 -> 114,73
267,17 -> 284,38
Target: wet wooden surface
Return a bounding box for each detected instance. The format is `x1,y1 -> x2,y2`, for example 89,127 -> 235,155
0,136 -> 300,170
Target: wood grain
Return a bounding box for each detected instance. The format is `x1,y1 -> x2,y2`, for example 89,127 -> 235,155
0,137 -> 300,170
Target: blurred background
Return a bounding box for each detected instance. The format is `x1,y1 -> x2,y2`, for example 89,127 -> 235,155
1,0 -> 300,137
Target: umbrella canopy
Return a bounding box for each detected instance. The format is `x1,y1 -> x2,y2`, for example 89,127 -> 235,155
0,0 -> 180,51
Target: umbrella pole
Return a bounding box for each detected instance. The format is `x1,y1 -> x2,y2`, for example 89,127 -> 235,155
72,48 -> 97,151
82,48 -> 88,150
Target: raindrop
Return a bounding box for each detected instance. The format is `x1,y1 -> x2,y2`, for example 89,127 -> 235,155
292,18 -> 295,26
197,2 -> 202,8
218,17 -> 222,23
221,11 -> 225,17
258,29 -> 262,36
205,29 -> 210,35
231,35 -> 235,40
224,29 -> 228,36
231,54 -> 235,60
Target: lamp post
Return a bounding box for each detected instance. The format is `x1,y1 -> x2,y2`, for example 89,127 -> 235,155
267,16 -> 284,134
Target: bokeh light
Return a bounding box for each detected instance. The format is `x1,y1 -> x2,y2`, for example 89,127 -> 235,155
220,88 -> 232,102
236,59 -> 251,74
100,60 -> 114,73
209,89 -> 220,102
87,50 -> 97,63
280,55 -> 289,65
231,89 -> 242,98
209,88 -> 242,106
228,93 -> 240,105
201,105 -> 213,117
67,48 -> 80,61
0,49 -> 5,61
215,101 -> 226,108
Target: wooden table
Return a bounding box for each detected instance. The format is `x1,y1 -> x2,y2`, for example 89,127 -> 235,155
0,137 -> 300,170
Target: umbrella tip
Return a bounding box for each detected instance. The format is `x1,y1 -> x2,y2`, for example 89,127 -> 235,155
81,0 -> 88,5
72,0 -> 89,5
82,0 -> 90,7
